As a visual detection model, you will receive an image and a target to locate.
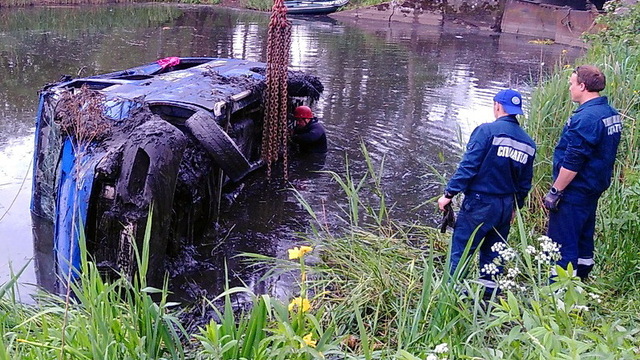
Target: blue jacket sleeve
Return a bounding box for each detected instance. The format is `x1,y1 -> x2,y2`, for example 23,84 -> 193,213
516,151 -> 535,208
562,114 -> 599,172
445,126 -> 490,195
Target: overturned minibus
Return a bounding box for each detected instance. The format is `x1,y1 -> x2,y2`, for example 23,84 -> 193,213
31,57 -> 323,291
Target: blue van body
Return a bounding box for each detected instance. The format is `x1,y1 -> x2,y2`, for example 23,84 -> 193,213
30,57 -> 323,291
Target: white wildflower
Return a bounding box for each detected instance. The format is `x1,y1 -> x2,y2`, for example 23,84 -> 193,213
573,305 -> 589,312
481,263 -> 499,275
426,354 -> 438,360
535,252 -> 550,263
507,267 -> 520,278
540,240 -> 561,254
434,343 -> 449,354
589,293 -> 602,303
498,279 -> 516,290
525,245 -> 537,254
491,242 -> 506,253
499,247 -> 517,262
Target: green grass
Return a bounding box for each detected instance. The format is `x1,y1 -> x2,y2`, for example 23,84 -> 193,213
2,1 -> 640,359
0,215 -> 187,359
277,144 -> 640,359
243,0 -> 272,11
173,0 -> 221,4
0,0 -> 219,7
1,0 -> 139,5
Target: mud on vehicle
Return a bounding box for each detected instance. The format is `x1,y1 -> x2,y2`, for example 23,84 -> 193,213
30,57 -> 323,291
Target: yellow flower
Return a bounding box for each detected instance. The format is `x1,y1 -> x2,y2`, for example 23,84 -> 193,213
288,245 -> 313,259
288,297 -> 311,312
303,333 -> 317,348
288,247 -> 302,259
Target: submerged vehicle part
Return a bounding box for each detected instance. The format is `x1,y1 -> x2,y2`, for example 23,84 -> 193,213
31,57 -> 323,292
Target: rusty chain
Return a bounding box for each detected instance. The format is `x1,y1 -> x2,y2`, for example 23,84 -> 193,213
261,0 -> 291,180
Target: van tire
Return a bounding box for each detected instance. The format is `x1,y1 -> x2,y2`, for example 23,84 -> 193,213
185,111 -> 252,182
116,120 -> 187,286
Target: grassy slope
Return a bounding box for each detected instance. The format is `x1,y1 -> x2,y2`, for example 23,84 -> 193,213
1,1 -> 639,359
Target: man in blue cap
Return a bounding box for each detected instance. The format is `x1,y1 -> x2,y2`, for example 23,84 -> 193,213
543,65 -> 621,282
437,89 -> 536,298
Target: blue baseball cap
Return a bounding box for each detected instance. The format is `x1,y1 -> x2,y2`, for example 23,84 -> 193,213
493,89 -> 524,115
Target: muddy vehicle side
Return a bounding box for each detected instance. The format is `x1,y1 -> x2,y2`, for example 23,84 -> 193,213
30,57 -> 323,291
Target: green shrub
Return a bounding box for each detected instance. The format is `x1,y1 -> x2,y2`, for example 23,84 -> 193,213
243,0 -> 273,11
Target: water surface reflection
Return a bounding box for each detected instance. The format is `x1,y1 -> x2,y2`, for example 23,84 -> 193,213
0,4 -> 583,301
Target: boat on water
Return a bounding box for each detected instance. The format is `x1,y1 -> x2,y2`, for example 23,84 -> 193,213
285,0 -> 349,15
31,57 -> 323,292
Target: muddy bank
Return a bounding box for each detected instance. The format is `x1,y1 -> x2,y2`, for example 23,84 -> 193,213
329,0 -> 605,47
0,0 -> 134,7
330,0 -> 503,30
3,0 -> 599,44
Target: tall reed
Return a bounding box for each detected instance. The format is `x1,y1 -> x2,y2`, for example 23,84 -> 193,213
0,214 -> 186,359
0,0 -> 217,7
289,144 -> 640,358
2,0 -> 136,6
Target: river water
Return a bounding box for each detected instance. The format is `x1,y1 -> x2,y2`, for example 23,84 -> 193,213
0,4 -> 582,302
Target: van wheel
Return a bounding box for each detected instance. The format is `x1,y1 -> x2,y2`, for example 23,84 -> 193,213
184,111 -> 251,182
116,120 -> 187,286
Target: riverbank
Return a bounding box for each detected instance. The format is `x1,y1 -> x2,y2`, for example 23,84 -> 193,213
0,0 -> 142,6
1,0 -> 639,359
1,0 -> 601,46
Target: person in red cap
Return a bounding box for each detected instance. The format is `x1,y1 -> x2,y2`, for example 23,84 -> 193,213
290,105 -> 327,154
437,88 -> 536,299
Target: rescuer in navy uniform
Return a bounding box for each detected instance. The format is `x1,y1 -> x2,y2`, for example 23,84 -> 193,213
437,89 -> 536,298
543,65 -> 621,281
290,105 -> 327,154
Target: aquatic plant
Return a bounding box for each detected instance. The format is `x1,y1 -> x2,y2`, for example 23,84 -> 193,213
284,143 -> 640,358
0,215 -> 186,359
243,0 -> 273,14
1,0 -> 138,6
2,2 -> 640,359
195,246 -> 341,360
0,0 -> 222,7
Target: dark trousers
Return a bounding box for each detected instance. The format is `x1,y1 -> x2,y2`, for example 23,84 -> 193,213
547,198 -> 599,280
449,193 -> 514,292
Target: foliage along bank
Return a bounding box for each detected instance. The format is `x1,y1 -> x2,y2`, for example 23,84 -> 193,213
0,0 -> 220,8
1,0 -> 640,359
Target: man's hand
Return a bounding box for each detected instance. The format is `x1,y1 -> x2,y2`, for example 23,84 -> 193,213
439,202 -> 456,233
543,187 -> 563,212
438,196 -> 452,211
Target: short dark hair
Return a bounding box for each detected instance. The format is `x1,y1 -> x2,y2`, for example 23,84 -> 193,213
574,65 -> 606,92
